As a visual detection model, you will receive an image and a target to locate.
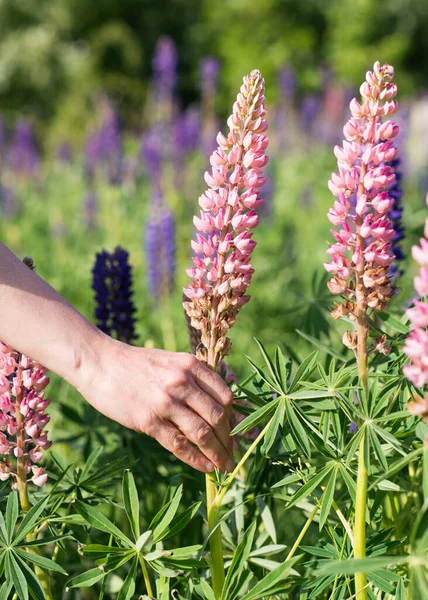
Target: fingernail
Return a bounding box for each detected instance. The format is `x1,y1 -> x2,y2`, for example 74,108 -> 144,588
206,461 -> 215,472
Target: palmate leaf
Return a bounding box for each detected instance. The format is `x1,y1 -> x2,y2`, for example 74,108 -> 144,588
246,356 -> 283,395
160,502 -> 202,542
275,346 -> 290,392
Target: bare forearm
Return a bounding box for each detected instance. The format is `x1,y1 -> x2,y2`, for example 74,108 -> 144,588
0,242 -> 104,387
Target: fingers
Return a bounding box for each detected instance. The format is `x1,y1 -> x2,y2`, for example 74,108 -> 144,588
189,356 -> 234,409
184,381 -> 232,458
171,406 -> 234,472
154,420 -> 215,473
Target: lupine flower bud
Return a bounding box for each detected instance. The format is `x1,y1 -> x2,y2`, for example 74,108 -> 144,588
183,70 -> 268,366
324,62 -> 399,348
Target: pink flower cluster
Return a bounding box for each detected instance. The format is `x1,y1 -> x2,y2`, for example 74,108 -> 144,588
404,194 -> 428,419
324,62 -> 399,334
0,341 -> 51,486
183,70 -> 268,366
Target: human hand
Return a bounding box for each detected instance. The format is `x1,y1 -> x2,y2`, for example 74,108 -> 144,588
75,336 -> 234,473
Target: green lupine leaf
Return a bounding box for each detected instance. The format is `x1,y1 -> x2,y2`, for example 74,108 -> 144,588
83,544 -> 128,558
287,390 -> 333,400
285,401 -> 311,457
371,424 -> 405,456
275,347 -> 289,393
319,467 -> 338,530
14,554 -> 46,600
246,356 -> 283,395
231,398 -> 280,436
375,312 -> 410,334
196,579 -> 216,600
287,464 -> 334,509
249,544 -> 287,557
288,350 -> 318,393
0,579 -> 13,599
369,569 -> 399,594
239,555 -> 301,600
369,428 -> 388,471
79,446 -> 103,482
256,498 -> 277,543
74,501 -> 133,547
135,530 -> 153,553
254,338 -> 284,392
396,578 -> 406,600
0,511 -> 8,544
117,556 -> 137,600
317,556 -> 408,576
153,485 -> 183,542
123,470 -> 140,540
167,545 -> 202,558
339,465 -> 357,503
67,567 -> 106,588
261,403 -> 283,457
369,447 -> 424,491
159,502 -> 201,542
7,552 -> 28,600
14,497 -> 49,544
5,493 -> 18,543
221,521 -> 257,600
15,549 -> 68,574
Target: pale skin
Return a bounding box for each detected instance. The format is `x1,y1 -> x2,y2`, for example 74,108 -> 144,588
0,242 -> 234,473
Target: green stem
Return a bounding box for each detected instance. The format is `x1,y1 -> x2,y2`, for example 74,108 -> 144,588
138,553 -> 154,598
217,422 -> 270,506
285,503 -> 319,562
206,473 -> 225,599
354,434 -> 368,599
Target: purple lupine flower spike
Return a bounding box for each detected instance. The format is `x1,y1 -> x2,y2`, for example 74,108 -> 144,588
144,184 -> 176,300
91,248 -> 138,343
7,120 -> 40,177
200,57 -> 221,97
153,36 -> 178,100
278,66 -> 296,101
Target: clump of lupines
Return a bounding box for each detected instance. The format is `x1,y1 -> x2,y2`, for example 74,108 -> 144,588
144,186 -> 176,300
183,69 -> 268,368
403,193 -> 428,421
0,258 -> 50,492
92,247 -> 138,344
324,61 -> 399,356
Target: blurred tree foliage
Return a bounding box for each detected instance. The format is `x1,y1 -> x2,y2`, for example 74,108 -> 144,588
0,0 -> 427,139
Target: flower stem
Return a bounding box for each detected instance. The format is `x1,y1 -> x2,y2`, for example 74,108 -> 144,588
354,434 -> 368,599
138,554 -> 154,598
206,473 -> 225,599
